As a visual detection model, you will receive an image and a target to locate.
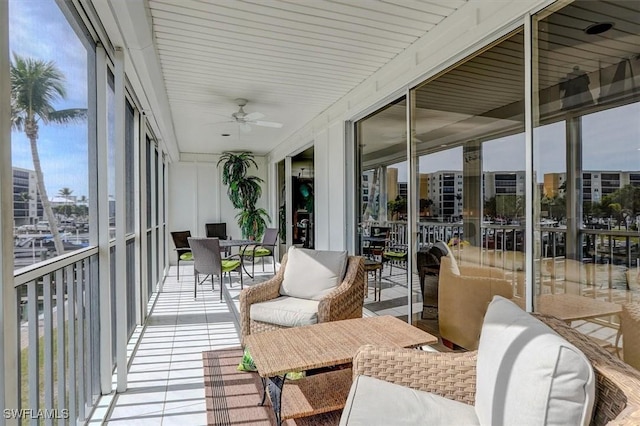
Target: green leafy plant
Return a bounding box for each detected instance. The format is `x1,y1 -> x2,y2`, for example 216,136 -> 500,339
218,152 -> 270,240
218,152 -> 258,185
231,175 -> 263,209
236,207 -> 270,241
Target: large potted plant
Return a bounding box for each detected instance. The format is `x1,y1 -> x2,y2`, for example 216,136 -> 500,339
218,152 -> 270,240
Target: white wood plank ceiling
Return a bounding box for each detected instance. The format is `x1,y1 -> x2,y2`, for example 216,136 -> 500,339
147,0 -> 467,155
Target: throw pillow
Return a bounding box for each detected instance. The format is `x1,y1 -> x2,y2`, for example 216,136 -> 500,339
237,347 -> 257,372
280,246 -> 348,300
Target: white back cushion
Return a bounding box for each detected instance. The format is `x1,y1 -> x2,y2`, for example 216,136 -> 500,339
280,246 -> 348,300
475,296 -> 595,426
434,241 -> 459,276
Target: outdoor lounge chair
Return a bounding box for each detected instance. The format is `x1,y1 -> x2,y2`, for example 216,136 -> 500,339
239,246 -> 364,345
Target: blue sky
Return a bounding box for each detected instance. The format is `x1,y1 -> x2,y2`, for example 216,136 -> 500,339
393,102 -> 640,183
10,0 -> 90,198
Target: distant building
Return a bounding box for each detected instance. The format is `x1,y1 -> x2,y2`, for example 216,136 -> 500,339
546,171 -> 640,204
544,173 -> 565,198
429,171 -> 463,219
484,171 -> 526,198
12,167 -> 42,226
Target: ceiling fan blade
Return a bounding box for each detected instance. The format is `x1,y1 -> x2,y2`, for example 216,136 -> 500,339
206,120 -> 234,126
244,112 -> 264,121
240,122 -> 252,133
253,120 -> 283,128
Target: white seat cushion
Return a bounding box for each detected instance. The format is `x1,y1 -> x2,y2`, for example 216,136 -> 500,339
475,296 -> 595,426
340,375 -> 479,426
249,296 -> 320,328
280,246 -> 348,300
434,240 -> 460,276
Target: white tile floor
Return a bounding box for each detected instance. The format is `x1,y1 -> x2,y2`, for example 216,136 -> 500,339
90,258 -> 401,425
92,261 -> 275,426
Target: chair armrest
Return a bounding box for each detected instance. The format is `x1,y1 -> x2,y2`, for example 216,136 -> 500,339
353,345 -> 478,405
439,272 -> 513,350
318,256 -> 364,322
239,255 -> 287,344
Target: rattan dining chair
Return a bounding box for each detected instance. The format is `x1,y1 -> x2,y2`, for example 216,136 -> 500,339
188,237 -> 243,301
205,222 -> 230,254
170,230 -> 192,280
241,228 -> 278,277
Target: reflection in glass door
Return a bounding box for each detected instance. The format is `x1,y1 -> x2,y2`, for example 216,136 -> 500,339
533,0 -> 640,338
356,97 -> 412,320
409,29 -> 526,348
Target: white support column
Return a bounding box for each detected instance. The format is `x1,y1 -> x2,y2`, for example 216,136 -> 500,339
406,90 -> 415,322
150,144 -> 158,293
133,110 -> 143,325
1,1 -> 19,421
96,45 -> 113,395
524,14 -> 535,312
114,47 -> 127,392
285,157 -> 293,248
158,151 -> 165,289
139,126 -> 149,315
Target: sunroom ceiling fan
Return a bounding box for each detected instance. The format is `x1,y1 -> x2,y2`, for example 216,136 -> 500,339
216,98 -> 283,133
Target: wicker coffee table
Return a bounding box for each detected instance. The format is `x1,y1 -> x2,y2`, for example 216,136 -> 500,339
244,315 -> 437,425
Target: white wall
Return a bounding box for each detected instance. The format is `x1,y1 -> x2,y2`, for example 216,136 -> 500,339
168,153 -> 268,261
267,0 -> 552,252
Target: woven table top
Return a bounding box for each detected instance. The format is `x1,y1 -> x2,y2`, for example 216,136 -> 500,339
245,316 -> 437,377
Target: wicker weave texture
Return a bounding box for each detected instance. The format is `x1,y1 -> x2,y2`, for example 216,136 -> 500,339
245,316 -> 437,378
280,368 -> 352,420
353,345 -> 477,406
318,256 -> 365,322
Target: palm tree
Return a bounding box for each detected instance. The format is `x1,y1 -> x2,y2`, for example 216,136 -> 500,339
58,187 -> 73,218
11,54 -> 87,255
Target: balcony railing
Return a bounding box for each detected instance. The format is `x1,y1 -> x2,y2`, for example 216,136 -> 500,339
362,220 -> 639,292
14,247 -> 101,425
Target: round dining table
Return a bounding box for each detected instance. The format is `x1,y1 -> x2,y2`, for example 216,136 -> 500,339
218,239 -> 258,278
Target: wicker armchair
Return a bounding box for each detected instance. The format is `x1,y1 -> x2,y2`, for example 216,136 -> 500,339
350,314 -> 640,425
239,253 -> 364,345
439,254 -> 513,350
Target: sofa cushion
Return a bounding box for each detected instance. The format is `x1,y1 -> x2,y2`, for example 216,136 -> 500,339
249,296 -> 320,328
340,375 -> 479,426
280,246 -> 348,300
475,296 -> 595,426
